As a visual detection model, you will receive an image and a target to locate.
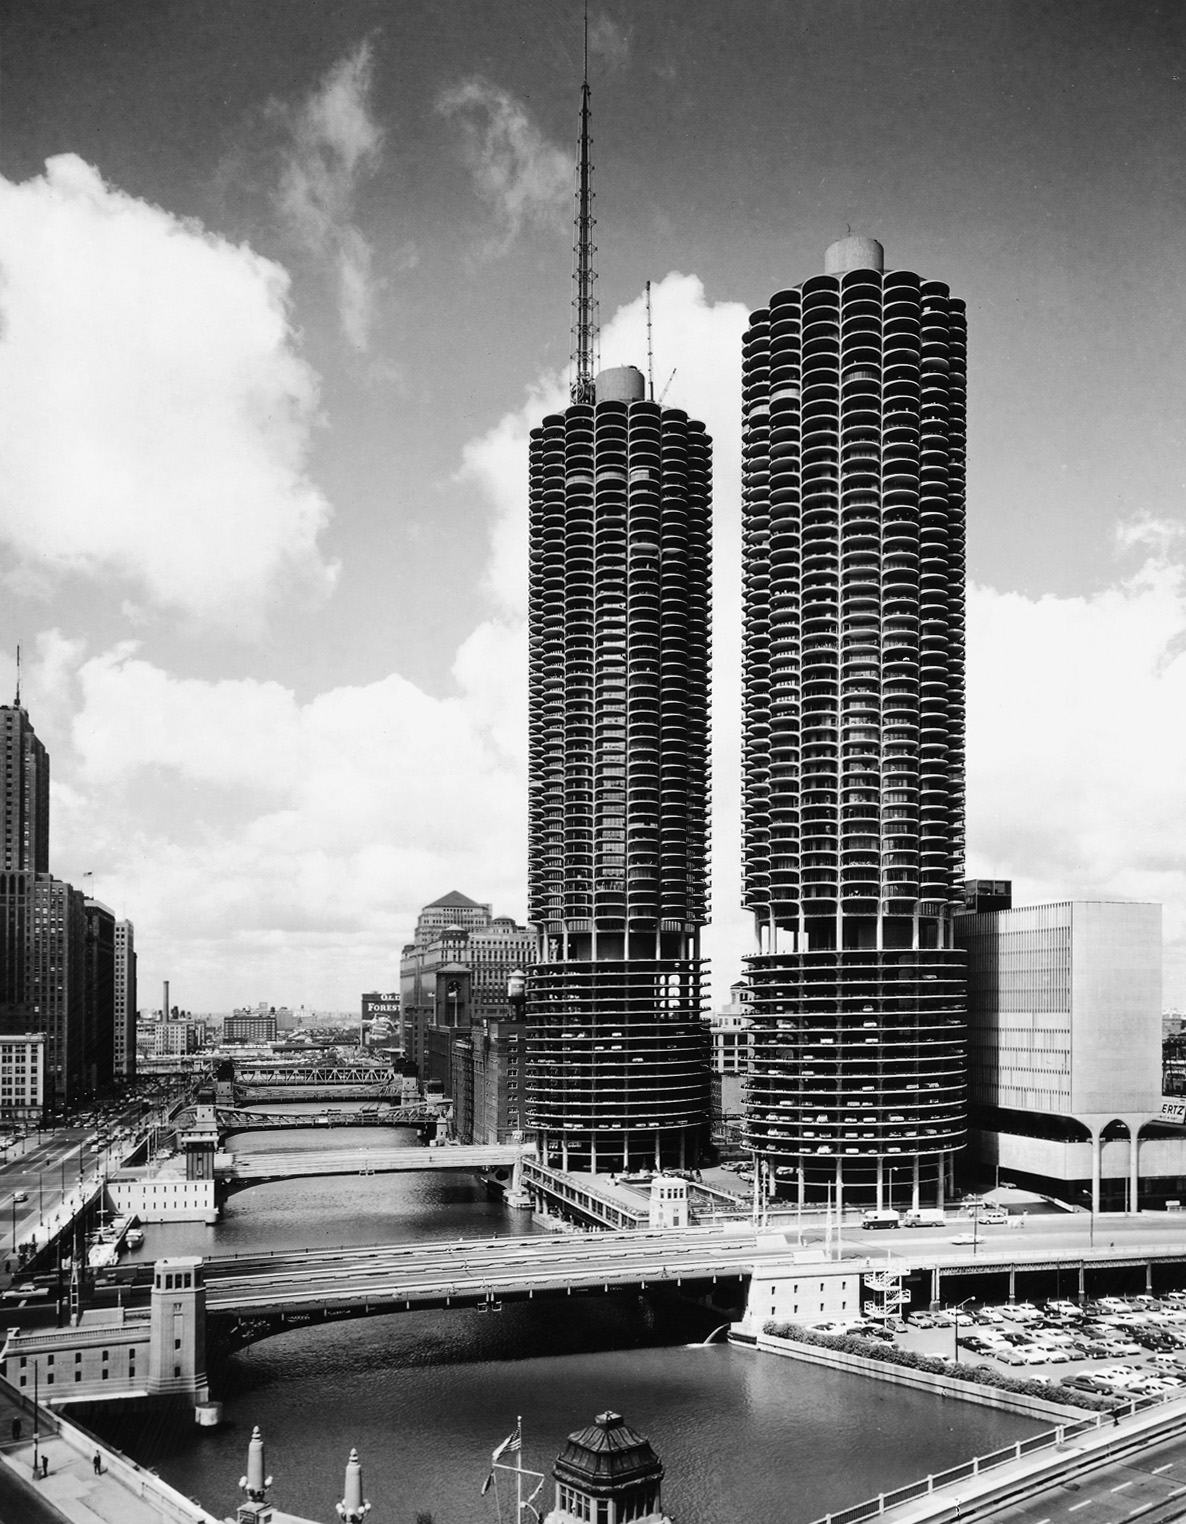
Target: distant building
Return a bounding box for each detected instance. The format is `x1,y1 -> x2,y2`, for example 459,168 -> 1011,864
962,879 -> 1014,915
0,1033 -> 45,1122
113,919 -> 137,1079
956,898 -> 1172,1209
0,699 -> 49,1037
707,981 -> 752,1134
400,893 -> 532,1079
0,701 -> 49,874
153,1021 -> 195,1057
29,875 -> 87,1103
449,1016 -> 526,1145
83,899 -> 116,1095
224,1011 -> 279,1044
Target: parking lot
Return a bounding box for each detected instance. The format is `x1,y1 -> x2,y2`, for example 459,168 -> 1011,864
804,1292 -> 1186,1401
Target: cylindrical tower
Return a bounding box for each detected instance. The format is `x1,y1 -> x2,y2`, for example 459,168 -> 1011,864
740,237 -> 968,1210
525,365 -> 712,1174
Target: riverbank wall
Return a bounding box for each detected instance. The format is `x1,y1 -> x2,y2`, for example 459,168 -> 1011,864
730,1326 -> 1087,1422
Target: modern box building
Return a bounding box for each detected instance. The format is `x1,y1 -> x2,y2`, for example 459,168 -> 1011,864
957,893 -> 1171,1210
740,236 -> 968,1210
523,68 -> 712,1174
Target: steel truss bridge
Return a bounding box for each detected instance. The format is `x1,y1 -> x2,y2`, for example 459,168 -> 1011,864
225,1063 -> 408,1101
209,1104 -> 449,1138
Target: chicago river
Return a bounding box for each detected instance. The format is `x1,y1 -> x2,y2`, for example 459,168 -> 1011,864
83,1119 -> 1040,1524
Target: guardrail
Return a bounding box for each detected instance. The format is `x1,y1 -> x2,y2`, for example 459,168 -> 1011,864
811,1402 -> 1158,1524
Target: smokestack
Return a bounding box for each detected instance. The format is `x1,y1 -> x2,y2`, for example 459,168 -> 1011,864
163,980 -> 170,1021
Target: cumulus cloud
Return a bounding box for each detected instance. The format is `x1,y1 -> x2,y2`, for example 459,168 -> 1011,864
966,530 -> 1186,998
437,77 -> 571,256
38,631 -> 527,1007
272,39 -> 388,350
0,155 -> 338,627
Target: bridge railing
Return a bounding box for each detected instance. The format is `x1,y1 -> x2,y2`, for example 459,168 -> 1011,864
809,1402 -> 1159,1524
520,1159 -> 647,1230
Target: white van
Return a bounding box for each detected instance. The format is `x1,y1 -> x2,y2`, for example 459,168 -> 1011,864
861,1208 -> 901,1230
903,1208 -> 947,1229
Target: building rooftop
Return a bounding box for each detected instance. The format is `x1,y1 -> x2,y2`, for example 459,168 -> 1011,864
553,1411 -> 664,1494
424,890 -> 486,909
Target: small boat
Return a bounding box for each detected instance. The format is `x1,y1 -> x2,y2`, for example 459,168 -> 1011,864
125,1228 -> 144,1248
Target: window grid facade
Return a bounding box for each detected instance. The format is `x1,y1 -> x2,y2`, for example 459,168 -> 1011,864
740,239 -> 968,1207
525,374 -> 713,1172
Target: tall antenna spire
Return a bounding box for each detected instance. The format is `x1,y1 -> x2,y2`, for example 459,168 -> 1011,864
645,281 -> 654,401
570,3 -> 598,403
14,644 -> 20,708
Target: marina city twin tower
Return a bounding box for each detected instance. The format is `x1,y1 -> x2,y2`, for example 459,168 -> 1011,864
523,189 -> 968,1196
740,236 -> 968,1212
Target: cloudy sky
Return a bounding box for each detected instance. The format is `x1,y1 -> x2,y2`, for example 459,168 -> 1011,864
1,0 -> 1183,1014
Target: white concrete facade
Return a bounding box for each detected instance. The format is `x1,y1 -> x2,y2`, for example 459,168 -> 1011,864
0,1032 -> 44,1120
740,1256 -> 861,1332
959,900 -> 1175,1209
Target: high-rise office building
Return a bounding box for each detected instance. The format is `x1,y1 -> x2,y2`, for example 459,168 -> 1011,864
114,918 -> 137,1079
1,699 -> 50,874
523,60 -> 712,1173
1,696 -> 49,1031
740,236 -> 968,1209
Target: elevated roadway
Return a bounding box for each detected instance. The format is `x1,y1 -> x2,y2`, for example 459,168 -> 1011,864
196,1224 -> 768,1345
223,1142 -> 532,1189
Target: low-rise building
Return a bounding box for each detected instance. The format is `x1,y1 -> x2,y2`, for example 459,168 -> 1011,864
957,891 -> 1177,1209
224,1010 -> 279,1043
0,1032 -> 44,1122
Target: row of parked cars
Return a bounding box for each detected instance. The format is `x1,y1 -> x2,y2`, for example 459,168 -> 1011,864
905,1293 -> 1186,1398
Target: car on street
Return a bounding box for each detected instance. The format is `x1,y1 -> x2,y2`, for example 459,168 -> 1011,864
949,1234 -> 978,1245
12,1190 -> 27,1203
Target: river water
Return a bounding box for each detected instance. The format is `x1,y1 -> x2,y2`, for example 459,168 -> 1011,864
87,1119 -> 1042,1524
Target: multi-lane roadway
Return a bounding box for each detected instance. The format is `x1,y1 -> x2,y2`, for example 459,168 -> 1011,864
200,1223 -> 766,1317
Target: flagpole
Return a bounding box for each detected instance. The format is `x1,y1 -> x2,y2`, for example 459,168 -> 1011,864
516,1415 -> 523,1524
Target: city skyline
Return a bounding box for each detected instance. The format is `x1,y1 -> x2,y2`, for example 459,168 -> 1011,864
0,2 -> 1182,1011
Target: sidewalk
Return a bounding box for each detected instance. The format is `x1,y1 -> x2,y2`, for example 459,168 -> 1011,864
0,1381 -> 219,1524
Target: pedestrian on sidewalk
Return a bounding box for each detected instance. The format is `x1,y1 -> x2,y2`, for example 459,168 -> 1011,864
41,1453 -> 48,1477
10,1418 -> 20,1441
93,1450 -> 103,1474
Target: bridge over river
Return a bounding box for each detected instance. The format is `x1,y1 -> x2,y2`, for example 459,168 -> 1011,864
200,1222 -> 766,1346
222,1142 -> 532,1192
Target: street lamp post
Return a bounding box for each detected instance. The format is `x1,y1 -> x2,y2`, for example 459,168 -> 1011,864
953,1296 -> 976,1363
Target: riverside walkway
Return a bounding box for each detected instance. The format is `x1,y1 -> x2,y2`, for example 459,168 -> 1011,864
813,1391 -> 1186,1524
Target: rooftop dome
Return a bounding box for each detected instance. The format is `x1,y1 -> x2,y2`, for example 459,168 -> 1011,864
552,1412 -> 664,1496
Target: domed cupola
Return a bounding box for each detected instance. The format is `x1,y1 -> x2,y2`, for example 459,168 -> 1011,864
545,1411 -> 673,1524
